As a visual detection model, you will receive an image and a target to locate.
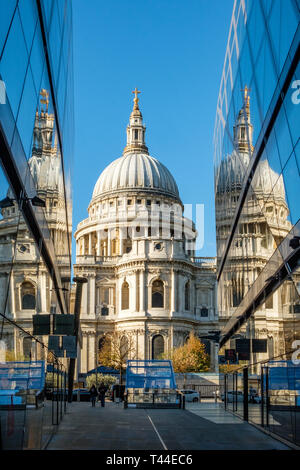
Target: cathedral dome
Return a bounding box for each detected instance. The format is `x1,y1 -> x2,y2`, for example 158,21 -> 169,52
91,89 -> 180,203
216,151 -> 286,201
216,150 -> 250,194
92,152 -> 180,201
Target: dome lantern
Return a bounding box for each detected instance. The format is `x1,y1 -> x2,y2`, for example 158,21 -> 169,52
123,88 -> 149,156
233,86 -> 254,153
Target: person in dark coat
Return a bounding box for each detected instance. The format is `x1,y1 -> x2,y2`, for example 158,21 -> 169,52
89,384 -> 98,407
98,382 -> 107,407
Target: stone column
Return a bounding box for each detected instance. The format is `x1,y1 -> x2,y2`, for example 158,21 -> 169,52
136,271 -> 140,312
81,281 -> 88,315
139,270 -> 145,312
88,233 -> 92,255
119,228 -> 124,255
39,272 -> 45,313
107,229 -> 111,256
135,330 -> 139,360
109,287 -> 115,314
115,278 -> 120,314
177,272 -> 181,312
89,276 -> 95,315
145,271 -> 148,313
89,334 -> 96,371
171,270 -> 176,313
82,334 -> 88,373
176,271 -> 179,312
214,280 -> 218,318
82,236 -> 85,255
9,272 -> 15,316
97,231 -> 101,256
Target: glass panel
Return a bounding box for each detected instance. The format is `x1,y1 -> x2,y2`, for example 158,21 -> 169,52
268,0 -> 298,77
17,0 -> 38,53
254,33 -> 277,119
246,0 -> 264,64
29,21 -> 46,96
248,370 -> 261,426
48,0 -> 62,86
283,62 -> 300,150
0,1 -> 17,58
14,67 -> 38,160
0,11 -> 29,121
282,152 -> 300,226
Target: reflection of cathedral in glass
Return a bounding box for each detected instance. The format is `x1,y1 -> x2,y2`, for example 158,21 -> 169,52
0,91 -> 70,360
216,89 -> 300,364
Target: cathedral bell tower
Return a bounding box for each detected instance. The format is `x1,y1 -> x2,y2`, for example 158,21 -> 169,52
33,89 -> 56,154
123,88 -> 149,155
233,86 -> 254,154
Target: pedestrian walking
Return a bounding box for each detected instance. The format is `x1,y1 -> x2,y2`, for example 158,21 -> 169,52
89,384 -> 98,407
249,387 -> 256,403
98,382 -> 107,408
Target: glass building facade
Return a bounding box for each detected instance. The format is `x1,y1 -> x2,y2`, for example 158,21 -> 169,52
0,1 -> 73,449
214,0 -> 300,446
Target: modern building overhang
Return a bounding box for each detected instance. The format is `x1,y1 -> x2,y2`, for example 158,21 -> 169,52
219,223 -> 300,347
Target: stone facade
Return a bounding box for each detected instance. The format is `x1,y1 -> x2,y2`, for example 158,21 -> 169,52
74,91 -> 218,373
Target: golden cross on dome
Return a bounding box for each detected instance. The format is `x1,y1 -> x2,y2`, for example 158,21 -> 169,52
40,88 -> 49,112
241,85 -> 250,105
132,87 -> 141,100
132,87 -> 141,109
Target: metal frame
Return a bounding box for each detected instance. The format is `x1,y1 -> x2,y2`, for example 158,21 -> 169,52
243,368 -> 248,421
220,243 -> 300,347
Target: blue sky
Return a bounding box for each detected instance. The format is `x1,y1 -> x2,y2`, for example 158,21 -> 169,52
72,0 -> 234,259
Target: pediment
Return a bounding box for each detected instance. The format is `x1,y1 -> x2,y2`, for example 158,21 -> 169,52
97,276 -> 114,285
195,280 -> 214,289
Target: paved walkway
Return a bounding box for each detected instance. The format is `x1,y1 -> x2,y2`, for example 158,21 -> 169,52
46,401 -> 290,450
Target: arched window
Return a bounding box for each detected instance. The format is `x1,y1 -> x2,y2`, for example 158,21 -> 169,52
152,280 -> 164,308
200,307 -> 208,317
120,335 -> 129,362
152,335 -> 164,359
98,336 -> 105,363
23,337 -> 32,359
98,336 -> 105,352
21,282 -> 36,310
185,281 -> 190,310
121,281 -> 129,310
